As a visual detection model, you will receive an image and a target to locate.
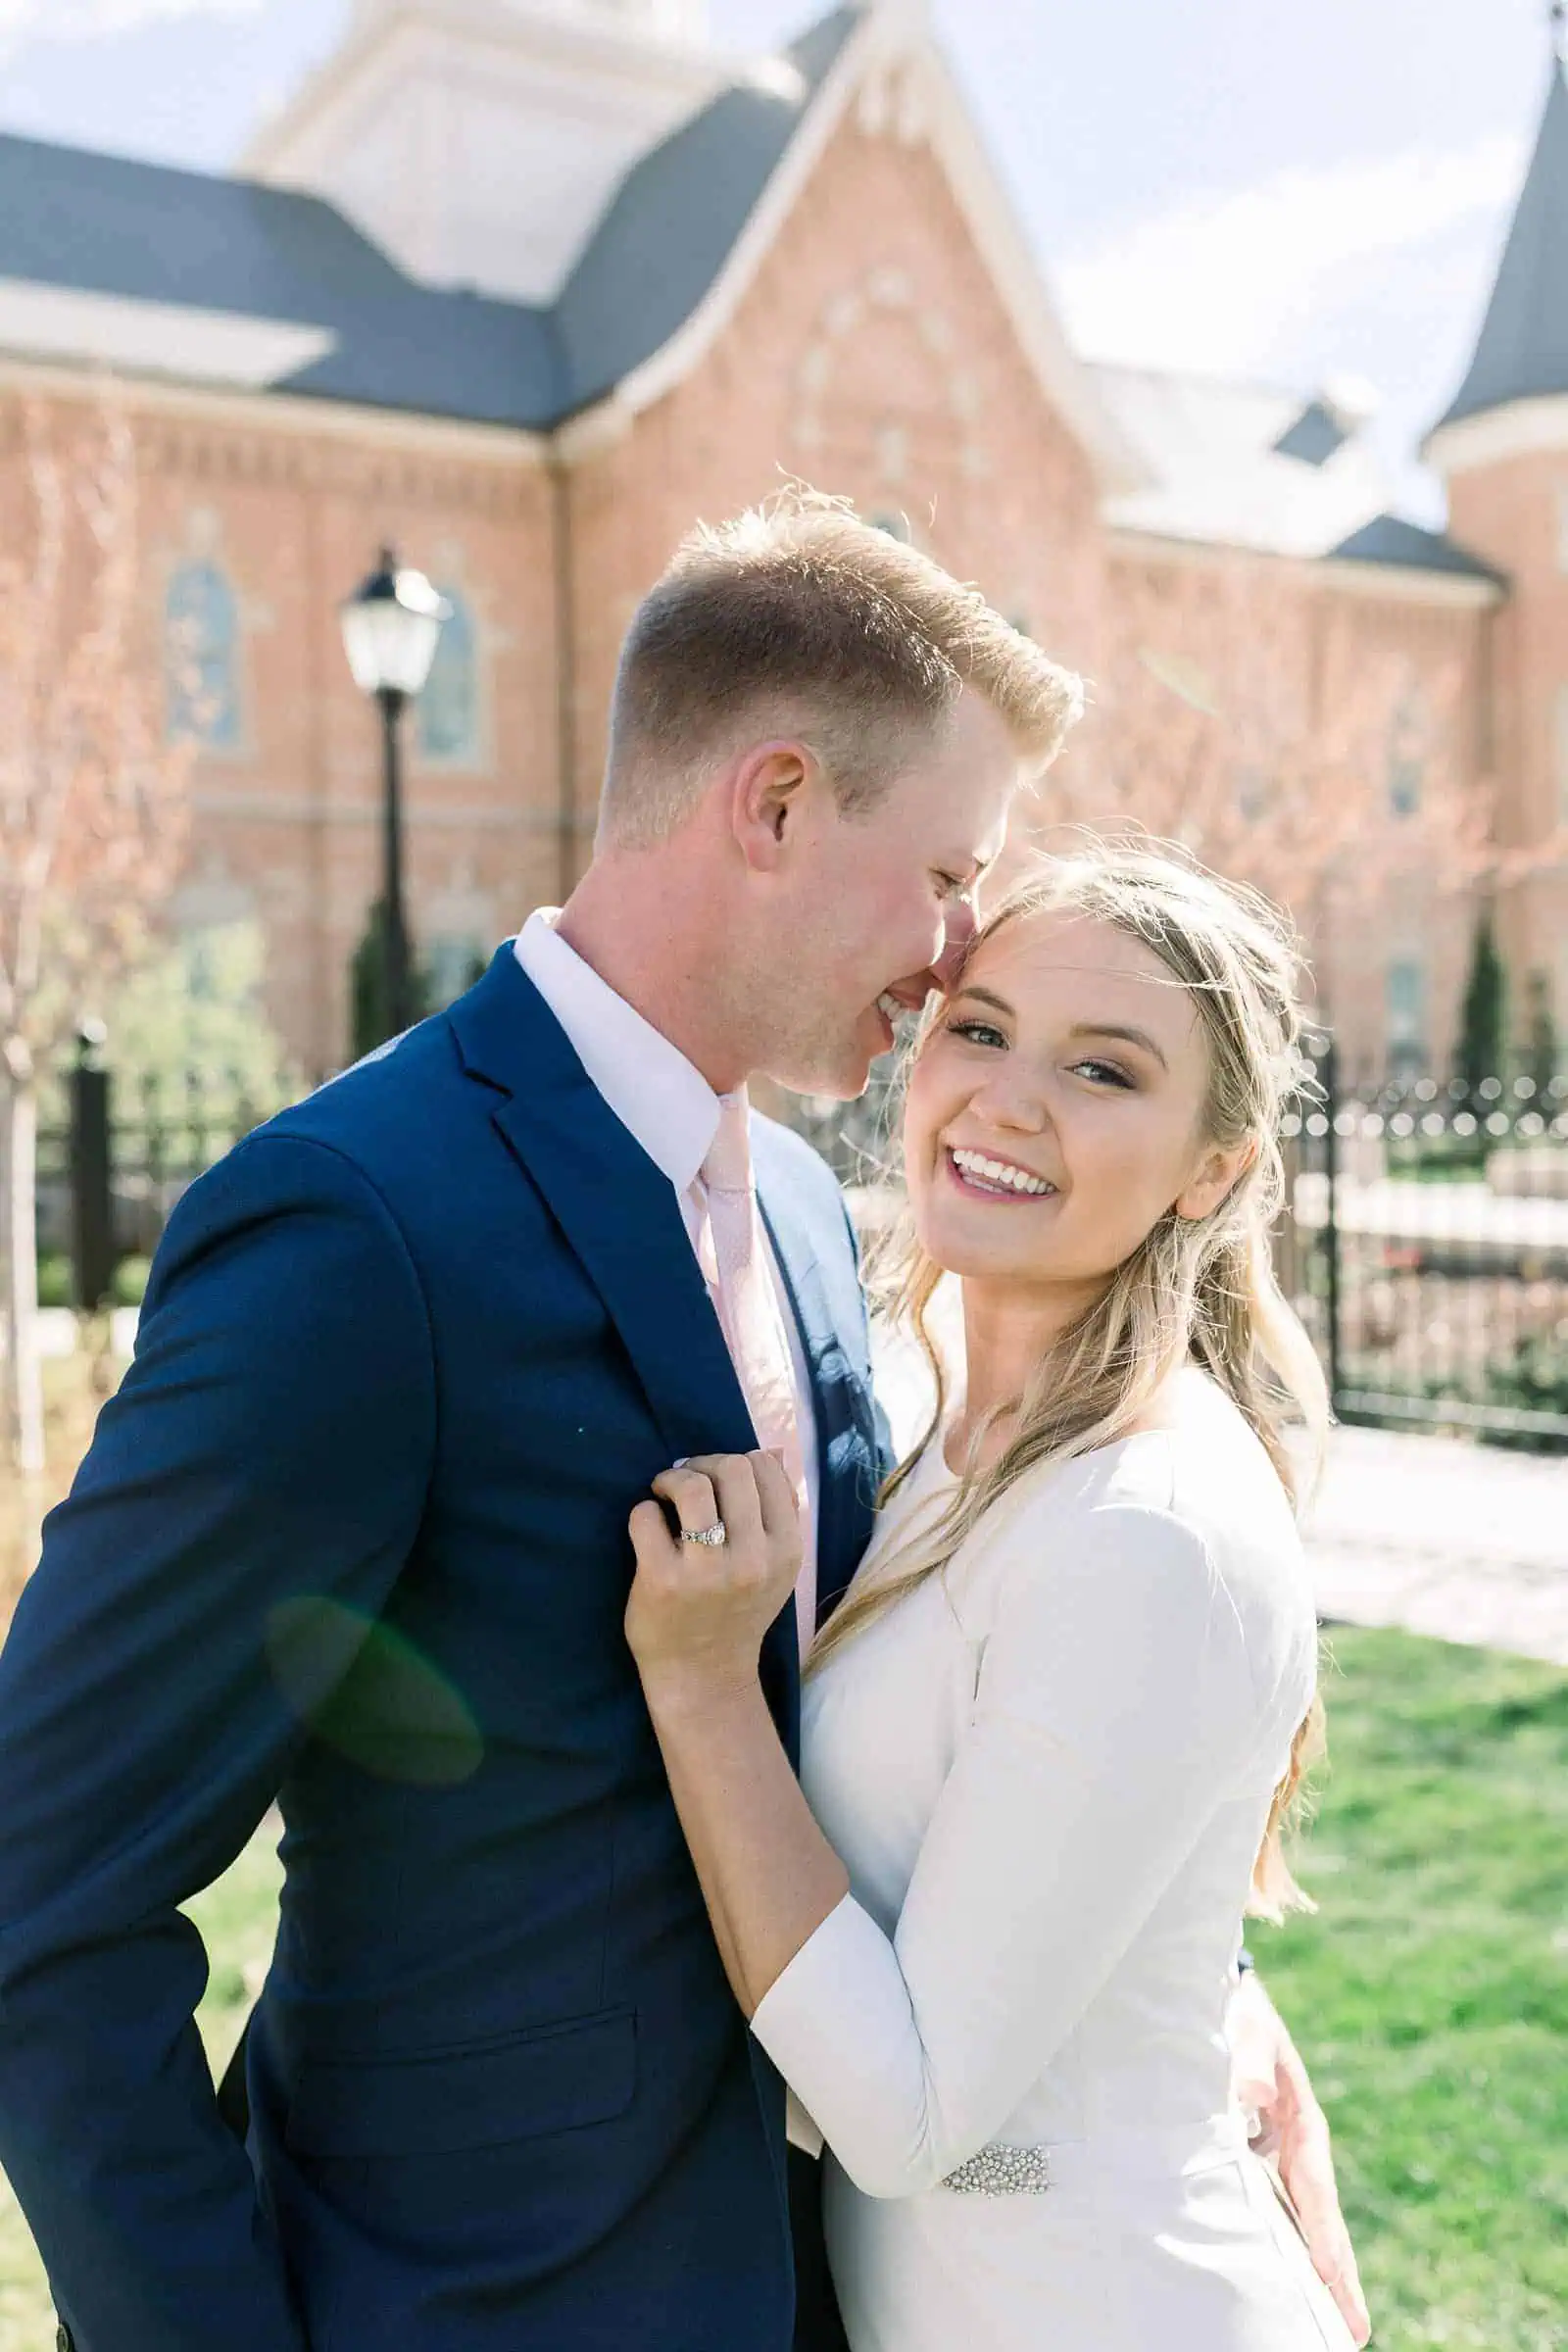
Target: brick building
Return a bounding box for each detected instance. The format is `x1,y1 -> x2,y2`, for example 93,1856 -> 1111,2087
0,0 -> 1560,1081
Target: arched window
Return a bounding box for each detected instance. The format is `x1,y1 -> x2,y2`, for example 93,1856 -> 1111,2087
1387,690 -> 1426,818
417,587 -> 480,766
166,560 -> 242,750
1386,956 -> 1427,1073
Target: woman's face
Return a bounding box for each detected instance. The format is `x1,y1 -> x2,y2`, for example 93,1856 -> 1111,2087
903,907 -> 1250,1304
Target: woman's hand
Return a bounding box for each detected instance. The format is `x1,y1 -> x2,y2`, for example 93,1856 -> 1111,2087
625,1451 -> 802,1705
1229,1973 -> 1371,2346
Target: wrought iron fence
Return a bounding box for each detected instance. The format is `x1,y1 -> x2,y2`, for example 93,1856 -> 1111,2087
33,1029 -> 1568,1451
782,1044 -> 1568,1452
34,1033 -> 287,1306
1281,1043 -> 1568,1449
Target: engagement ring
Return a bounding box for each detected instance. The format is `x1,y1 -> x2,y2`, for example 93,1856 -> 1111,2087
680,1522 -> 728,1547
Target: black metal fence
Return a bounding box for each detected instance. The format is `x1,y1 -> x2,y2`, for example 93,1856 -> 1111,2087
1280,1044 -> 1568,1449
34,1031 -> 284,1310
786,1046 -> 1568,1453
34,1036 -> 1568,1450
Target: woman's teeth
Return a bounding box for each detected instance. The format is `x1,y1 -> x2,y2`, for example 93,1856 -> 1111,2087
877,992 -> 904,1022
950,1148 -> 1055,1198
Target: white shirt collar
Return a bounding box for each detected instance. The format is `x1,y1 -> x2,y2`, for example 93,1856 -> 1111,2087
514,910 -> 720,1196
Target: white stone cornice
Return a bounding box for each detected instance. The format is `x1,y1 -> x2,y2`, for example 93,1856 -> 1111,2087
0,352 -> 547,467
0,277 -> 336,393
1424,395 -> 1568,476
1107,523 -> 1504,609
547,389 -> 636,463
1311,557 -> 1505,610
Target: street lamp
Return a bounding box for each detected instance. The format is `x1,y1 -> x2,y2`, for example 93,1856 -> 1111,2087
340,548 -> 451,1039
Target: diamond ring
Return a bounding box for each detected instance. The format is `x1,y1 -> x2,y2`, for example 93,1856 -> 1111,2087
680,1522 -> 727,1547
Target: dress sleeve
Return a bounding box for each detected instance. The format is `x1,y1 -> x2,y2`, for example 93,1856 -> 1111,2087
750,1499 -> 1259,2198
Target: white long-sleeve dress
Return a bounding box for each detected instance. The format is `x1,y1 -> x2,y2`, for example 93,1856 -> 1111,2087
752,1368 -> 1355,2350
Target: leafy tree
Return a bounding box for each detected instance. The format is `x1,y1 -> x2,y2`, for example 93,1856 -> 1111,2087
1454,908 -> 1507,1106
1519,968 -> 1559,1100
73,919 -> 300,1119
0,397 -> 192,1470
348,899 -> 434,1064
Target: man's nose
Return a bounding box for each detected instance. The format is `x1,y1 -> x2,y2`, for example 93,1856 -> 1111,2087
932,899 -> 978,993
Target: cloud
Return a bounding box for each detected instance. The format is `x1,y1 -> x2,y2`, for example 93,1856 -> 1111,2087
0,0 -> 262,41
1054,133 -> 1529,383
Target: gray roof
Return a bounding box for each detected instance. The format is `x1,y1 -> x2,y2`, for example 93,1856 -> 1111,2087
1271,397 -> 1350,467
0,6 -> 858,432
558,9 -> 858,413
1327,514 -> 1507,585
1435,59 -> 1568,431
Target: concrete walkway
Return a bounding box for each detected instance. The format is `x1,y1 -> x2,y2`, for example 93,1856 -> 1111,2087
873,1326 -> 1567,1671
1301,1423 -> 1567,1669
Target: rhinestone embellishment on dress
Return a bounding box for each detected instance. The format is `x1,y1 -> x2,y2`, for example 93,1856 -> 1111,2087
941,2143 -> 1054,2195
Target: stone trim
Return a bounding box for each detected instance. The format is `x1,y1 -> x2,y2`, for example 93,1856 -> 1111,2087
0,353 -> 545,476
1424,394 -> 1568,476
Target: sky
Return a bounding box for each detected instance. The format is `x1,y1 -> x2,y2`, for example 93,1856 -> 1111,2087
0,0 -> 1557,518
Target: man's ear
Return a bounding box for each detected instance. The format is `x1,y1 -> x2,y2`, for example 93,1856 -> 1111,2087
728,739 -> 814,872
1174,1135 -> 1258,1223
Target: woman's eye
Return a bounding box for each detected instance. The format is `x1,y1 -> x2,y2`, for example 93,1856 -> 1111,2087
947,1018 -> 1007,1050
1071,1057 -> 1136,1090
933,871 -> 966,901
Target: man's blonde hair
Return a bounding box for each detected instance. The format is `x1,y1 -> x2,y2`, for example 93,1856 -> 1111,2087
600,489 -> 1083,846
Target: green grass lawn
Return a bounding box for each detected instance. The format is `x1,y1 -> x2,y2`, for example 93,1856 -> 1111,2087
0,1824 -> 282,2348
1252,1627 -> 1568,2351
0,1627 -> 1562,2348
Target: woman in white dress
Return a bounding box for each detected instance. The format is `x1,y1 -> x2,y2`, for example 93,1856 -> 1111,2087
623,845 -> 1368,2350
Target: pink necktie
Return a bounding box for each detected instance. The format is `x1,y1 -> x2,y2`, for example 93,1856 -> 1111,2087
697,1090 -> 816,1657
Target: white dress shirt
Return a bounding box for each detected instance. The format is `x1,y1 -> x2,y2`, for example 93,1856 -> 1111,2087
514,912 -> 820,1598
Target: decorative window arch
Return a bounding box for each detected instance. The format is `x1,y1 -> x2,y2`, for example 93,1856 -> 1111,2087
166,559 -> 243,751
417,586 -> 481,767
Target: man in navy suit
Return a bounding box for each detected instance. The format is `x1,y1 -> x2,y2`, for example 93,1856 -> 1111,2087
0,493 -> 1355,2351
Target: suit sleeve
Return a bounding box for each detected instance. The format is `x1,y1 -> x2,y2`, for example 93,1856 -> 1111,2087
751,1503 -> 1258,2198
0,1132 -> 437,2350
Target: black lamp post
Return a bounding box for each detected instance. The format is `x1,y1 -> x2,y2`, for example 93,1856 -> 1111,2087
340,548 -> 451,1038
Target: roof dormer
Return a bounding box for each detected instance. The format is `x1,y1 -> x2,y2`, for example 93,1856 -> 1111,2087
245,0 -> 725,305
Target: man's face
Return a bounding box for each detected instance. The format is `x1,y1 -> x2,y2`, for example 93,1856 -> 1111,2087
758,691 -> 1023,1099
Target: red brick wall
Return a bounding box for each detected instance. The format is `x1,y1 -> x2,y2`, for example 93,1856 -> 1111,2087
559,109 -> 1107,876
1,381 -> 558,1079
2,95 -> 1535,1089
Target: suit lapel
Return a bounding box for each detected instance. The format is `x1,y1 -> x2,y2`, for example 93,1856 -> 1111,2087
755,1147 -> 879,1632
448,950 -> 801,1747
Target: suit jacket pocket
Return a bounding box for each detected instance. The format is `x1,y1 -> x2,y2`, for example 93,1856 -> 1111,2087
284,2004 -> 636,2158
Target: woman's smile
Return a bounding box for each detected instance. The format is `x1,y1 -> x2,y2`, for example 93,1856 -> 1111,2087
944,1145 -> 1058,1202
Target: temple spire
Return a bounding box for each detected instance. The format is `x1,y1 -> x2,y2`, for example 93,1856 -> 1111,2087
1432,23 -> 1568,430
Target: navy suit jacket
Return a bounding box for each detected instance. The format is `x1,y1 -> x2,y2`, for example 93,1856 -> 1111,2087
0,948 -> 885,2352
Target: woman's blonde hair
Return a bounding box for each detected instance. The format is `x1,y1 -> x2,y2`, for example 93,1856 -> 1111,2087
809,840 -> 1329,1920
